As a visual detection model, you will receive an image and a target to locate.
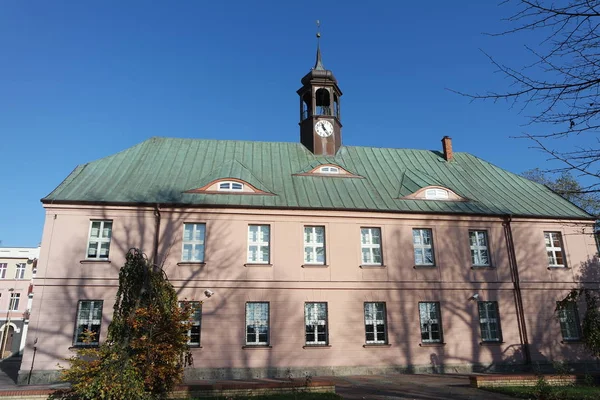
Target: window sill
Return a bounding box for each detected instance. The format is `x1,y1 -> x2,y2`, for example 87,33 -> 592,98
242,345 -> 272,349
244,263 -> 273,267
479,341 -> 504,346
80,259 -> 111,264
360,264 -> 386,269
188,345 -> 203,349
413,265 -> 436,269
303,344 -> 331,349
69,345 -> 99,350
561,340 -> 583,344
363,343 -> 391,348
419,342 -> 445,347
177,262 -> 206,267
548,266 -> 569,270
471,265 -> 494,270
302,264 -> 329,268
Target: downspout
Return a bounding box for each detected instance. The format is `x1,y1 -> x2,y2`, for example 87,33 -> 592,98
153,204 -> 161,270
503,215 -> 531,366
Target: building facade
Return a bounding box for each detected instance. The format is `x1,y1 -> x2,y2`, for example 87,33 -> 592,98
18,46 -> 598,384
0,247 -> 39,359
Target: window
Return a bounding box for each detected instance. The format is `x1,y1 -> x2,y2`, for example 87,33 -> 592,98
470,230 -> 490,266
8,293 -> 20,311
425,188 -> 449,200
304,226 -> 325,264
478,301 -> 502,342
218,181 -> 243,191
419,302 -> 443,343
73,300 -> 103,346
413,228 -> 435,266
305,302 -> 328,345
248,225 -> 270,264
545,232 -> 566,267
557,302 -> 581,341
364,302 -> 387,344
180,301 -> 202,346
0,263 -> 6,279
182,223 -> 206,262
361,228 -> 382,265
245,302 -> 269,346
319,166 -> 339,174
15,263 -> 26,279
87,220 -> 112,259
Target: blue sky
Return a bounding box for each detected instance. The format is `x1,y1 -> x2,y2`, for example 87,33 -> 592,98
0,1 -> 572,246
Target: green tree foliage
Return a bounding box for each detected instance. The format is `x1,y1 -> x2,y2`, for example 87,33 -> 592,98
52,249 -> 194,400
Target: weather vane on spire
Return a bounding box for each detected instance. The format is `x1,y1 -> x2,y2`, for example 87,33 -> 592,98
314,20 -> 325,70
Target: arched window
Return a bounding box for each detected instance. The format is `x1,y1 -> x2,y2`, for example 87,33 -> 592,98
302,92 -> 311,120
334,94 -> 340,118
218,181 -> 244,191
315,88 -> 331,116
425,188 -> 449,200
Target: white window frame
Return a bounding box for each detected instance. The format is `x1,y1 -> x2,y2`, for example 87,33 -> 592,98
413,228 -> 435,266
182,223 -> 206,262
419,302 -> 443,343
364,302 -> 387,344
15,263 -> 26,280
545,232 -> 566,267
470,230 -> 490,267
557,302 -> 581,341
319,166 -> 340,174
245,302 -> 269,346
180,301 -> 202,347
478,301 -> 502,342
86,220 -> 112,259
304,226 -> 325,265
305,302 -> 328,346
73,300 -> 103,346
8,293 -> 20,311
218,181 -> 244,191
425,188 -> 449,200
247,225 -> 270,264
361,227 -> 383,265
0,263 -> 6,279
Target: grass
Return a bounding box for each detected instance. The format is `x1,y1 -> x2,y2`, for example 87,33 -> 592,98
190,394 -> 342,400
482,384 -> 600,400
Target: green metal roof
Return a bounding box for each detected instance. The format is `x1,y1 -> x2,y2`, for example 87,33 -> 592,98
43,137 -> 592,219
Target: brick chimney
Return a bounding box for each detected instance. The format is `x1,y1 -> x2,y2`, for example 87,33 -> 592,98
441,136 -> 453,161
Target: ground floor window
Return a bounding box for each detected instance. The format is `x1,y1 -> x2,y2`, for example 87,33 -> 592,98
557,301 -> 581,341
478,301 -> 502,342
305,302 -> 328,345
364,302 -> 387,344
419,302 -> 443,343
73,300 -> 103,346
245,302 -> 269,346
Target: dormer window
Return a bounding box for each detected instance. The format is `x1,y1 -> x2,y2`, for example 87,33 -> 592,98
425,189 -> 449,200
218,181 -> 244,191
319,166 -> 340,174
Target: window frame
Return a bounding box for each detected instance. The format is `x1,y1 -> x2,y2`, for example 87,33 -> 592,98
364,302 -> 387,344
245,302 -> 270,346
86,220 -> 113,260
218,181 -> 244,191
425,188 -> 449,200
304,302 -> 329,346
418,302 -> 443,344
545,231 -> 567,268
0,263 -> 6,279
478,301 -> 502,342
8,293 -> 20,311
73,300 -> 103,347
179,301 -> 202,347
469,230 -> 491,267
557,301 -> 581,342
15,263 -> 26,279
181,223 -> 206,262
360,227 -> 383,266
247,225 -> 271,264
304,226 -> 326,265
413,228 -> 435,266
319,166 -> 340,174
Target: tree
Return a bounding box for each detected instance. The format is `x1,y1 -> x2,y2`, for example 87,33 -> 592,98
459,1 -> 600,194
52,249 -> 194,400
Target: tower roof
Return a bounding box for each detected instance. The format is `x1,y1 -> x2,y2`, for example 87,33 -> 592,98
301,24 -> 337,85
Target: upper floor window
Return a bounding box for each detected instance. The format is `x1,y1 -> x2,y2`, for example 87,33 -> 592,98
470,230 -> 490,267
478,301 -> 502,342
545,232 -> 566,267
364,302 -> 387,344
246,302 -> 269,346
182,223 -> 206,262
419,302 -> 443,343
248,225 -> 270,264
87,220 -> 112,259
557,302 -> 581,341
15,263 -> 26,279
73,300 -> 103,346
9,293 -> 20,311
218,181 -> 243,191
413,228 -> 435,266
304,226 -> 325,265
425,188 -> 449,200
305,302 -> 328,346
361,228 -> 382,265
180,301 -> 202,347
0,263 -> 6,279
319,166 -> 339,174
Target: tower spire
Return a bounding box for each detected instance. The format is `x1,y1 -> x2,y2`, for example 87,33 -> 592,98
314,20 -> 325,71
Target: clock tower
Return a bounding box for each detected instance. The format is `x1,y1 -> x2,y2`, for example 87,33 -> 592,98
298,27 -> 342,156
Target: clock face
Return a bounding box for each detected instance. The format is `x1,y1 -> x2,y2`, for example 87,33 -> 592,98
315,120 -> 334,138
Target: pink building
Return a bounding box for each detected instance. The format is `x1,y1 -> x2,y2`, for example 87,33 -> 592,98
18,47 -> 598,384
